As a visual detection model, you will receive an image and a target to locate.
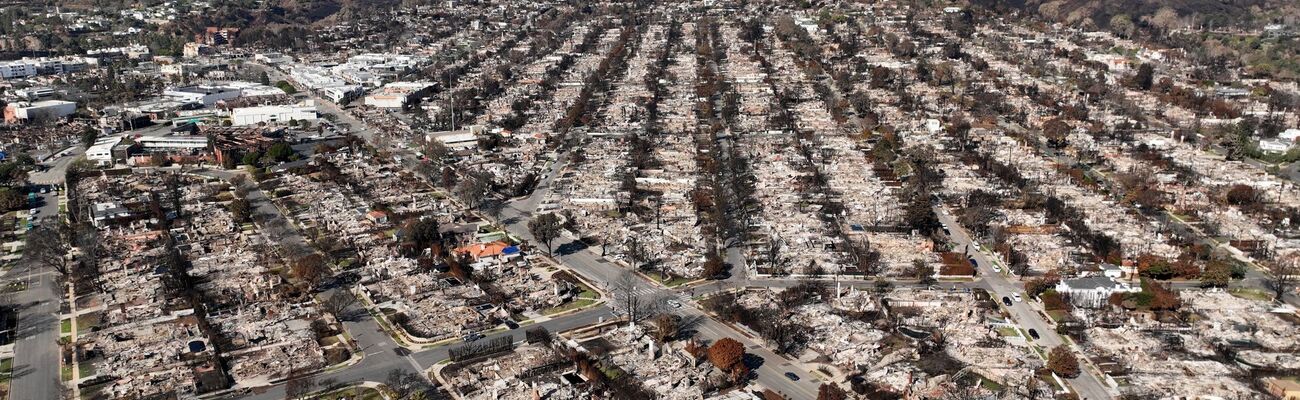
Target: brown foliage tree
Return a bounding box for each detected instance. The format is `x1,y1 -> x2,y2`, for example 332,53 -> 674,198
707,338 -> 745,372
1047,346 -> 1080,378
818,383 -> 849,400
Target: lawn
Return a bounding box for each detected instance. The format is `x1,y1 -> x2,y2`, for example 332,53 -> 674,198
598,364 -> 625,380
60,365 -> 72,382
996,327 -> 1020,337
647,273 -> 692,287
542,299 -> 595,316
317,386 -> 384,400
1229,288 -> 1273,302
1,282 -> 26,293
978,376 -> 1003,391
60,319 -> 71,335
76,312 -> 100,334
0,357 -> 12,376
78,362 -> 95,378
1046,310 -> 1068,322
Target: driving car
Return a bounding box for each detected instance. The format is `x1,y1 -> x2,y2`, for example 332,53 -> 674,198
463,332 -> 483,342
666,299 -> 682,308
1013,293 -> 1023,302
784,372 -> 800,381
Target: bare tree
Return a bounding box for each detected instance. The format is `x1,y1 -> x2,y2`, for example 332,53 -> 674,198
611,270 -> 661,323
26,225 -> 71,279
625,235 -> 653,272
283,369 -> 316,399
320,291 -> 358,321
1266,253 -> 1299,301
764,236 -> 786,274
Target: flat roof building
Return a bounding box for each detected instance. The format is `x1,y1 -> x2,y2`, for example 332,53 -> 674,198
3,100 -> 76,123
230,102 -> 318,126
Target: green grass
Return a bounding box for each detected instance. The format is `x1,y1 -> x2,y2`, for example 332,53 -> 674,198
316,387 -> 384,400
997,327 -> 1020,337
1,281 -> 26,293
647,273 -> 692,287
979,376 -> 1003,391
0,357 -> 12,377
60,365 -> 72,382
78,362 -> 95,378
76,313 -> 99,334
60,319 -> 71,335
1229,287 -> 1273,302
542,298 -> 595,316
598,364 -> 625,380
1046,310 -> 1068,322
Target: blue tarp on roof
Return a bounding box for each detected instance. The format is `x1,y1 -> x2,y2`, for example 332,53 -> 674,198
502,246 -> 520,255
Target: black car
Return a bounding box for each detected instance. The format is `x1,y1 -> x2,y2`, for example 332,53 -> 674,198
1027,329 -> 1040,340
1002,296 -> 1013,306
784,372 -> 800,381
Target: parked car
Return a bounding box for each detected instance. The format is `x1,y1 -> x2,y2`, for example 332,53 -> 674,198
1027,329 -> 1040,340
1002,296 -> 1012,306
463,332 -> 483,342
784,372 -> 800,381
666,299 -> 682,308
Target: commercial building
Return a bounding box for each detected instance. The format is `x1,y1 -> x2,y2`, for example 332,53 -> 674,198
364,81 -> 435,109
87,136 -> 124,166
0,57 -> 89,79
3,100 -> 77,123
230,102 -> 318,126
163,82 -> 286,106
137,135 -> 210,151
164,85 -> 243,106
0,61 -> 37,79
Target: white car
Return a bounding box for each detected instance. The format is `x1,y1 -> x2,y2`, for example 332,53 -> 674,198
991,264 -> 1002,273
666,299 -> 682,308
1013,293 -> 1023,302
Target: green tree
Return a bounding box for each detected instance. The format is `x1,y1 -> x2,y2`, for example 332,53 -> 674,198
275,80 -> 298,95
1200,259 -> 1232,288
80,127 -> 99,148
241,151 -> 262,167
264,143 -> 296,163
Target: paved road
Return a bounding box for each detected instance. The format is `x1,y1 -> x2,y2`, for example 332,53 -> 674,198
936,207 -> 1114,400
236,305 -> 613,400
500,164 -> 823,399
3,190 -> 65,400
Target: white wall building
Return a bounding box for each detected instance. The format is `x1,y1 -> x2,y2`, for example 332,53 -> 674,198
86,136 -> 123,166
1055,276 -> 1141,308
4,100 -> 76,123
364,81 -> 434,109
230,102 -> 318,126
163,85 -> 243,106
137,135 -> 209,150
0,61 -> 37,79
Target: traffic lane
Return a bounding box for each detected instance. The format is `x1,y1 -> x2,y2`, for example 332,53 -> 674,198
410,305 -> 613,366
502,204 -> 821,398
8,256 -> 62,400
681,306 -> 820,399
938,208 -> 1113,399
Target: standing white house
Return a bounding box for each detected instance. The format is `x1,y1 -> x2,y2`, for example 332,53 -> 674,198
1055,276 -> 1141,308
